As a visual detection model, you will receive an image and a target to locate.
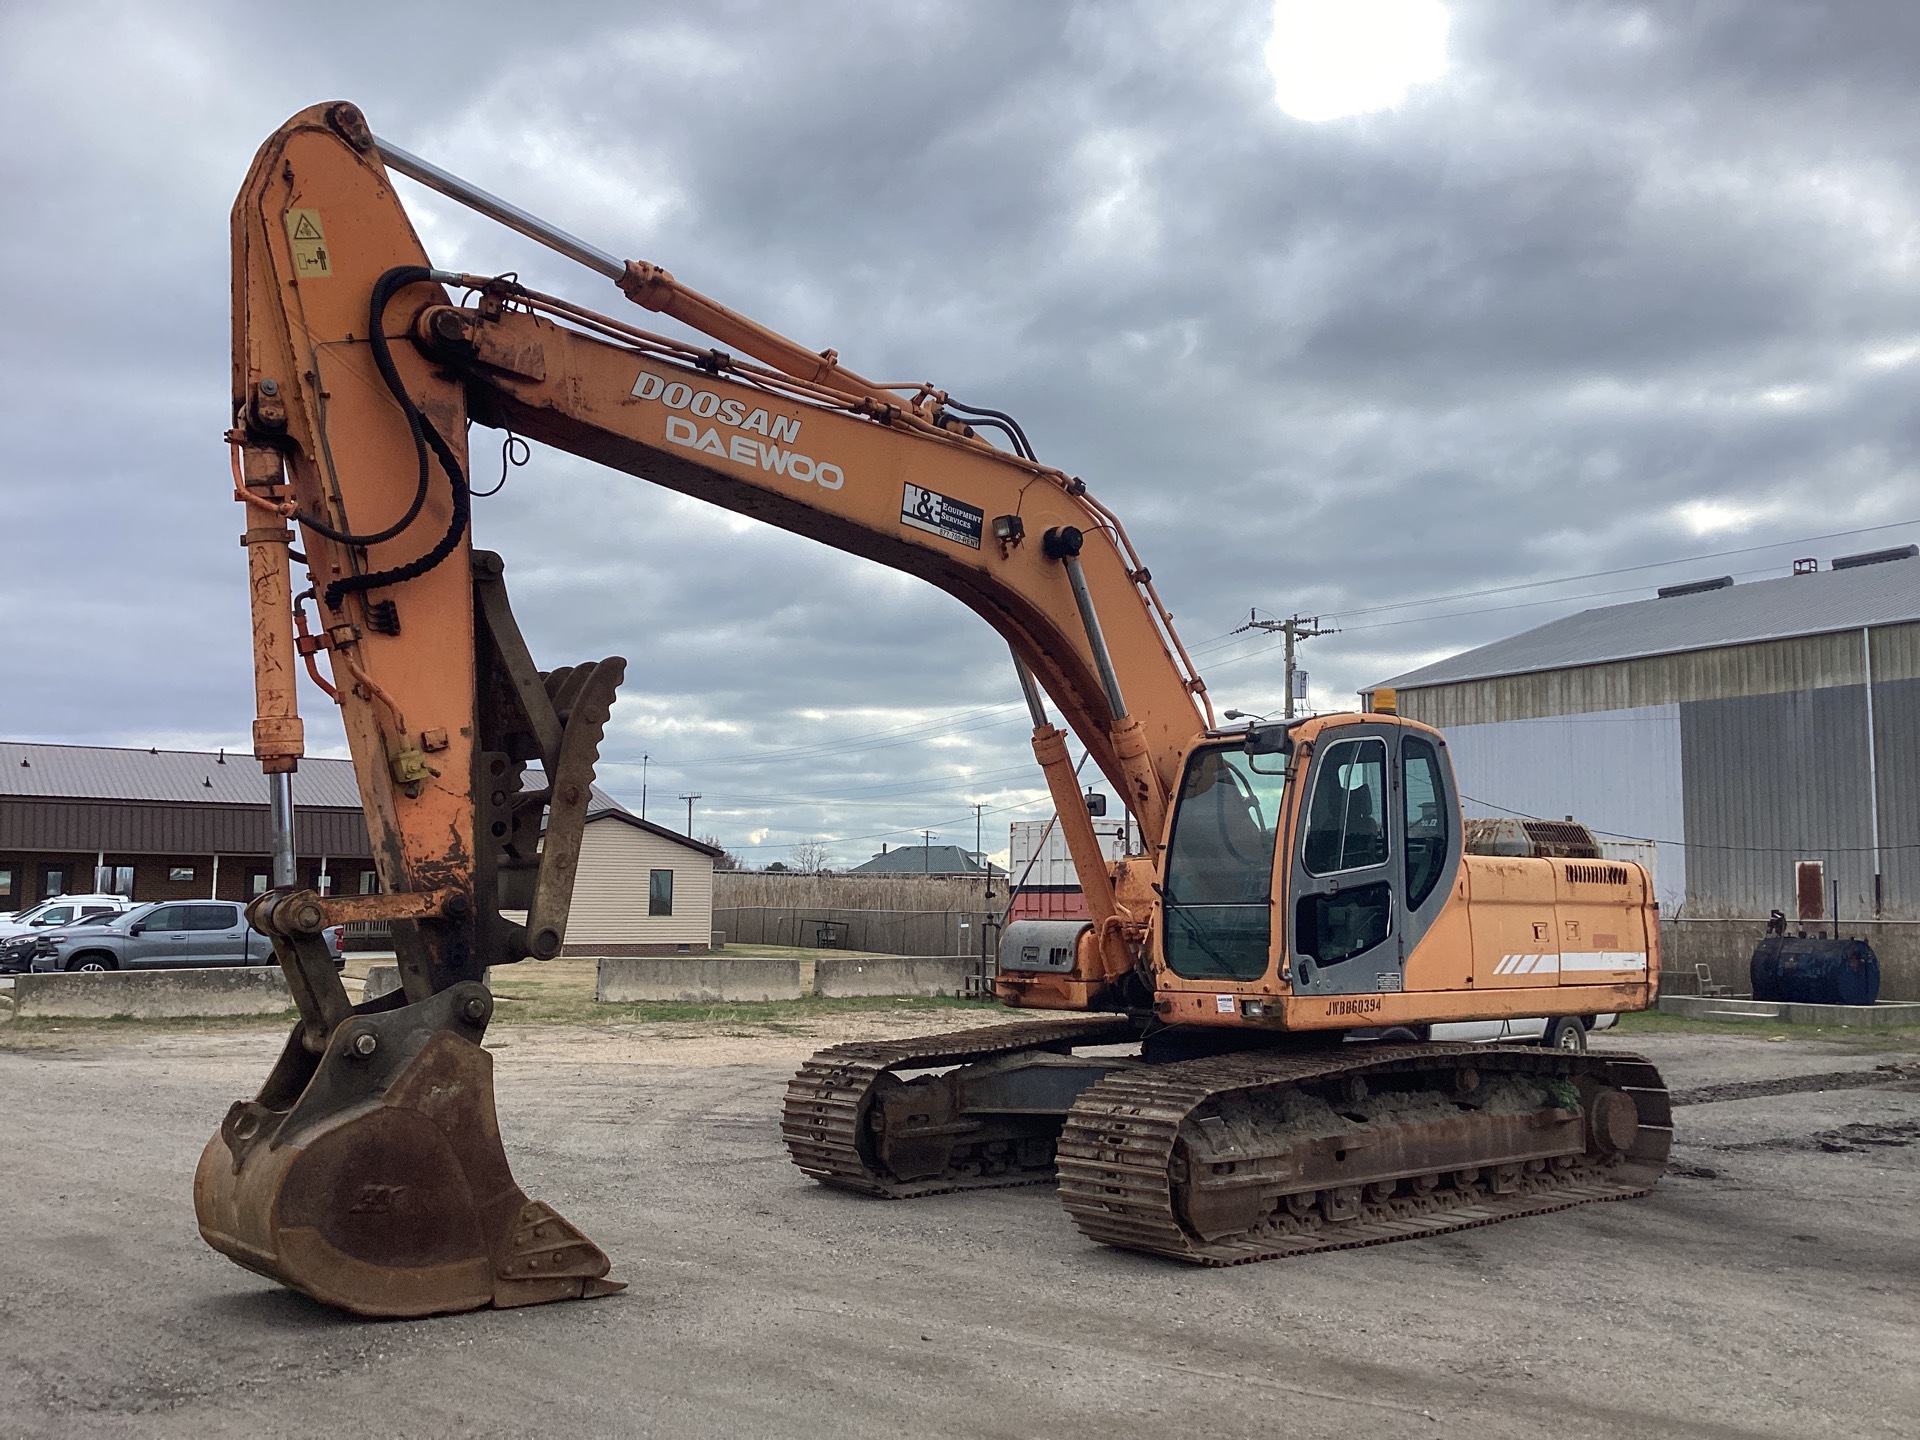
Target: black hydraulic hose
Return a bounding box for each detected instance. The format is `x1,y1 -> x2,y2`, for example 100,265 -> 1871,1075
297,268 -> 441,549
939,397 -> 1036,461
940,411 -> 1025,454
321,265 -> 470,611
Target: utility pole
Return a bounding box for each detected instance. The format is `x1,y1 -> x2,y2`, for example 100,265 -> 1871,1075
679,793 -> 701,835
974,803 -> 991,901
922,829 -> 934,873
640,753 -> 649,820
1235,610 -> 1338,718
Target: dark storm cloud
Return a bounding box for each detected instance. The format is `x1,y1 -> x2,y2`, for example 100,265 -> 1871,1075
3,0 -> 1917,865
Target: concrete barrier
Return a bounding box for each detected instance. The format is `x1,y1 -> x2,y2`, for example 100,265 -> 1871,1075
814,954 -> 973,998
1658,994 -> 1920,1029
12,967 -> 293,1020
364,964 -> 495,1001
597,956 -> 804,1003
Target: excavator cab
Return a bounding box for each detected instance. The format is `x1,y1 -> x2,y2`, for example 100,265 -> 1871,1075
1155,715 -> 1462,1002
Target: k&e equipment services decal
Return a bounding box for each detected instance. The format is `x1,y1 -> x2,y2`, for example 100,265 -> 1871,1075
901,484 -> 983,549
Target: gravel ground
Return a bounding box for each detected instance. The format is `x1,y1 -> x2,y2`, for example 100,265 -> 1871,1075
0,1019 -> 1915,1439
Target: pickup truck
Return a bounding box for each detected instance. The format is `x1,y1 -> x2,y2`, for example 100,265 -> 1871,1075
29,901 -> 344,972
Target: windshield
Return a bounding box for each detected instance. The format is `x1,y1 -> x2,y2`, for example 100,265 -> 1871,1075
1161,744 -> 1288,980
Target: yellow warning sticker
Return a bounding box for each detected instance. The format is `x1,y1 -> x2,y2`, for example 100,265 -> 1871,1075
284,208 -> 332,278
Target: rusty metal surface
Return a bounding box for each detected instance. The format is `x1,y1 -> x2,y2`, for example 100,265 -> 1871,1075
781,1016 -> 1140,1197
194,981 -> 620,1317
1054,1044 -> 1670,1266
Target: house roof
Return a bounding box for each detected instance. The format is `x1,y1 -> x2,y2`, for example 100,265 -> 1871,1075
0,741 -> 365,807
0,740 -> 635,821
846,843 -> 1006,876
1372,553 -> 1920,692
584,803 -> 726,858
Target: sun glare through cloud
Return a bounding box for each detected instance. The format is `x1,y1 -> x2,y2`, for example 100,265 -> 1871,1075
1265,0 -> 1451,122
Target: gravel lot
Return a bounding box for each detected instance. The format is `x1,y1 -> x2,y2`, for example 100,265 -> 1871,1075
1,1015 -> 1915,1439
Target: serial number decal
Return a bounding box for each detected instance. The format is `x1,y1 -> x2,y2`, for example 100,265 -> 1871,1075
1326,996 -> 1383,1017
631,370 -> 844,490
901,483 -> 983,549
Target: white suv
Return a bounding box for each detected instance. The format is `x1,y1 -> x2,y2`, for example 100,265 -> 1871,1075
0,894 -> 138,941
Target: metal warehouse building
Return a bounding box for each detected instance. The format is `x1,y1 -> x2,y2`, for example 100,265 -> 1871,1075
1365,548 -> 1920,999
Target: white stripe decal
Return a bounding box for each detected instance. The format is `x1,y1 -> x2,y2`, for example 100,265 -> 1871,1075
1496,954 -> 1563,975
1561,950 -> 1649,972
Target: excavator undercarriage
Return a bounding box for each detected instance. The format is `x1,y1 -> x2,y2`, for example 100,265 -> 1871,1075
786,1027 -> 1670,1265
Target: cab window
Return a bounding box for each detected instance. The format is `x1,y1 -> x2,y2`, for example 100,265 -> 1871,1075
1402,736 -> 1448,909
1161,745 -> 1288,980
1301,738 -> 1388,875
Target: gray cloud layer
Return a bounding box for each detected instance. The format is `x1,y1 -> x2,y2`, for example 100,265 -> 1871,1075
4,1 -> 1916,865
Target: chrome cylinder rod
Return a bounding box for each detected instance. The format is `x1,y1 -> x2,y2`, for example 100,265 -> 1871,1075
374,137 -> 626,281
1011,649 -> 1050,727
269,772 -> 297,889
1061,555 -> 1129,722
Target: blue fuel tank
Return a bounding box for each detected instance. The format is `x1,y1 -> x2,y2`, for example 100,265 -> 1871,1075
1749,935 -> 1880,1006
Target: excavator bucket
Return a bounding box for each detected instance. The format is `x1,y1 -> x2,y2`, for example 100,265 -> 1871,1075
194,980 -> 622,1317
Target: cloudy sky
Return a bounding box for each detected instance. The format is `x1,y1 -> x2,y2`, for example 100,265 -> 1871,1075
4,0 -> 1918,868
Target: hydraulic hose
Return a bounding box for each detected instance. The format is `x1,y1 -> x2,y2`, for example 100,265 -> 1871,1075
319,266 -> 470,611
939,397 -> 1036,461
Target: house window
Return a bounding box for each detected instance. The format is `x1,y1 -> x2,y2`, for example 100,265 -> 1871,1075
97,865 -> 134,897
250,872 -> 270,897
42,868 -> 65,898
0,867 -> 12,899
360,870 -> 381,895
649,868 -> 674,917
169,866 -> 196,882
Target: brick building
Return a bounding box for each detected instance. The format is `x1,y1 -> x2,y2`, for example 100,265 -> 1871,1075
0,741 -> 374,910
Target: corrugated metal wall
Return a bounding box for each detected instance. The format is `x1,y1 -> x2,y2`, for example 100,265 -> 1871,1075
1680,686 -> 1877,918
1397,622 -> 1920,727
1400,621 -> 1919,921
1440,705 -> 1687,910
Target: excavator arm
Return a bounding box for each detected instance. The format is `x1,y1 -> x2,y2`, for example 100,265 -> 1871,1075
197,102 -> 1213,1315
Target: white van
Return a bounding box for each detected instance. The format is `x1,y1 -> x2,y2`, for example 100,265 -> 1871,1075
1361,1013 -> 1619,1054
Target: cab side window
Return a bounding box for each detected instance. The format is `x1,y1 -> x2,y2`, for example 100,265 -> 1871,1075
1301,738 -> 1388,875
142,906 -> 187,932
1402,736 -> 1449,909
188,904 -> 239,931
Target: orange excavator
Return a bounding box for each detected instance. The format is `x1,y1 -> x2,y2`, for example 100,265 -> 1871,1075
198,103 -> 1669,1317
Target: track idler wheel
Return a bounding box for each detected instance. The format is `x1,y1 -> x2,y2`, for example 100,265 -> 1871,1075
194,981 -> 622,1317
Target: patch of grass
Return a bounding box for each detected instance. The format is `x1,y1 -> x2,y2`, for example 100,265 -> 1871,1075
0,991 -> 1000,1047
520,993 -> 995,1028
1613,1008 -> 1920,1050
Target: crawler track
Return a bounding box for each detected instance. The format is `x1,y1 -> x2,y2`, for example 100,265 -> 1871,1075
782,1016 -> 1139,1197
1056,1044 -> 1670,1265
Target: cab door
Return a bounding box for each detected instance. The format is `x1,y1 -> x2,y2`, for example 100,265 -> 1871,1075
1288,724 -> 1459,998
1288,727 -> 1397,996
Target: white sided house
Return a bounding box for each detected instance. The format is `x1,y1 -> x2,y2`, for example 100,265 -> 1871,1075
560,795 -> 723,956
